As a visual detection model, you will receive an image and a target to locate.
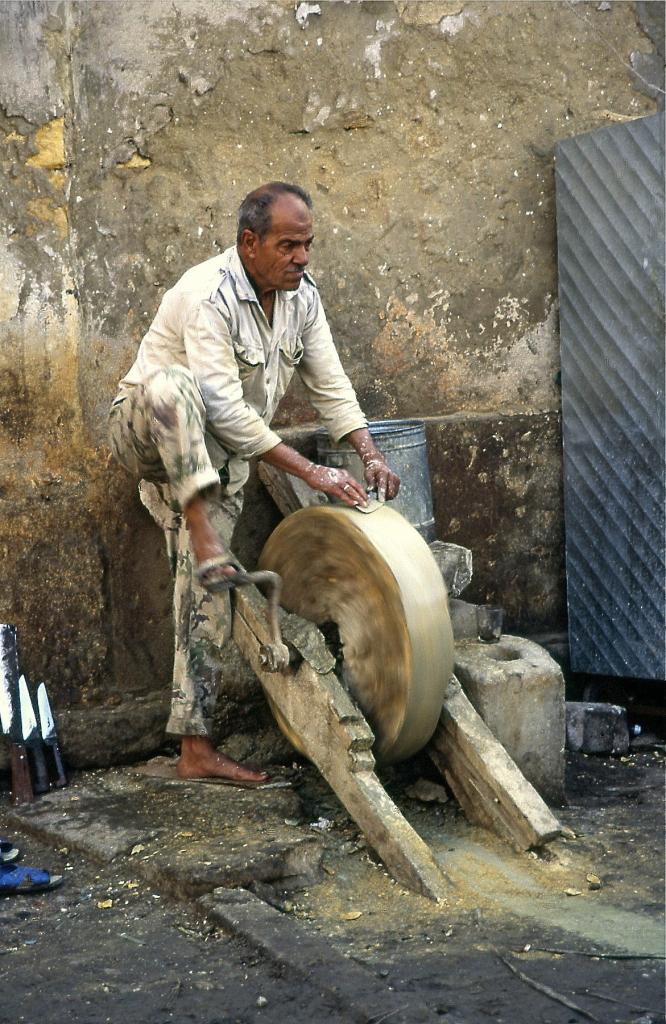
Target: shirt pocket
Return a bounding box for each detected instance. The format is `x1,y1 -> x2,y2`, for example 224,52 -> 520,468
278,333 -> 304,367
232,338 -> 263,381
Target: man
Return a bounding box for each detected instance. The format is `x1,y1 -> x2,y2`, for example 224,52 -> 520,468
110,182 -> 400,783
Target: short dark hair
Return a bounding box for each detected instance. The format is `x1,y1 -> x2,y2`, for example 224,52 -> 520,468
236,182 -> 313,244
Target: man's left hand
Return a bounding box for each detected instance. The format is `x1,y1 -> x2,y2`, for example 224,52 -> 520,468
362,455 -> 400,503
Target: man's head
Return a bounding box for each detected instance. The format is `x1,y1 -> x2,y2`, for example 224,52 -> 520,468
237,182 -> 314,294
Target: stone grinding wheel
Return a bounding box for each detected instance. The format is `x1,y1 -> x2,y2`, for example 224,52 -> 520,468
258,505 -> 454,765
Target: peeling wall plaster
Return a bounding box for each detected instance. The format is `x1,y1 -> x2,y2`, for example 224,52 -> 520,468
0,238 -> 24,322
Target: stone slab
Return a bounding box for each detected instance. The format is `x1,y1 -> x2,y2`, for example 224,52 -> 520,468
453,636 -> 566,804
565,702 -> 630,756
0,691 -> 170,774
3,781 -> 163,862
200,887 -> 433,1024
4,766 -> 323,896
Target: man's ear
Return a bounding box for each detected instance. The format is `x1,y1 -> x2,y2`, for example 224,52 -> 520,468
239,228 -> 257,257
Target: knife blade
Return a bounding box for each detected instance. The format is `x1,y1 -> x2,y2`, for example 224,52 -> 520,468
37,682 -> 66,788
37,682 -> 56,741
18,674 -> 50,793
18,675 -> 39,744
0,674 -> 12,736
0,624 -> 34,805
0,624 -> 20,741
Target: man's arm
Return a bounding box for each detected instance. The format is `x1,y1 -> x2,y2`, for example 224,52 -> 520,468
259,430 -> 399,507
260,442 -> 369,508
341,427 -> 400,503
291,290 -> 401,501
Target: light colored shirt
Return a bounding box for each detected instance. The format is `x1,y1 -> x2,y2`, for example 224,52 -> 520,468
120,246 -> 367,492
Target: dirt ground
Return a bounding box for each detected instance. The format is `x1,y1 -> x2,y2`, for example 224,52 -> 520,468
1,748 -> 664,1024
0,844 -> 355,1024
288,748 -> 666,1023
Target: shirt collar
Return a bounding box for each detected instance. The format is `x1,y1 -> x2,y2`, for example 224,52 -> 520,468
227,246 -> 259,303
227,245 -> 301,303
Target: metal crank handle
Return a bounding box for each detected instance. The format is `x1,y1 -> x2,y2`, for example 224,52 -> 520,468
233,570 -> 290,673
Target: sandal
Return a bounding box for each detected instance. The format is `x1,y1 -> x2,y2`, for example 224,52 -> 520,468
195,555 -> 242,594
0,839 -> 19,865
0,863 -> 63,895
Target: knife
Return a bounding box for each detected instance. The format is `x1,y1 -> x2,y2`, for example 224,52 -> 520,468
0,624 -> 34,805
18,674 -> 50,794
37,682 -> 66,788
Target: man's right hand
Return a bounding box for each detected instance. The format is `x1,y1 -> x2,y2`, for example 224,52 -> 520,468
260,442 -> 368,508
304,463 -> 368,508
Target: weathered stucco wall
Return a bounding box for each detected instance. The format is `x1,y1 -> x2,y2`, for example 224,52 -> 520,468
0,1 -> 661,766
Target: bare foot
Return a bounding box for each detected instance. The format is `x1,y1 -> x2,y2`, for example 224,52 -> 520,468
177,735 -> 269,784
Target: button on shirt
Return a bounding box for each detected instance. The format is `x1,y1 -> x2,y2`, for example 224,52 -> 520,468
119,246 -> 367,493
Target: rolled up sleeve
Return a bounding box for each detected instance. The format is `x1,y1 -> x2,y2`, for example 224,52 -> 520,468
183,300 -> 282,459
297,292 -> 367,442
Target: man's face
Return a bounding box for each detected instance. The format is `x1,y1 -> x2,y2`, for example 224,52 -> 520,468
240,194 -> 314,293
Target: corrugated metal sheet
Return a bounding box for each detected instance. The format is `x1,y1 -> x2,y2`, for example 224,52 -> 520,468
555,113 -> 665,680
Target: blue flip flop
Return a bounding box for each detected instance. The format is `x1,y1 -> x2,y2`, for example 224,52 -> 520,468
0,838 -> 19,864
0,863 -> 62,894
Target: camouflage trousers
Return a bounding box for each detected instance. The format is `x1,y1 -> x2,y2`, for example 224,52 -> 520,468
109,366 -> 242,737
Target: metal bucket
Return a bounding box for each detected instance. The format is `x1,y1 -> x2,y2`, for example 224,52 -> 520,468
315,419 -> 436,541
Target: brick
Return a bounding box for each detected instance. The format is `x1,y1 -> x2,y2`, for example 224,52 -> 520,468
565,702 -> 630,755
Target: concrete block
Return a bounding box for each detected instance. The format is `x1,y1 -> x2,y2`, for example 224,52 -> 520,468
448,598 -> 479,639
565,702 -> 630,755
453,636 -> 566,804
449,599 -> 505,642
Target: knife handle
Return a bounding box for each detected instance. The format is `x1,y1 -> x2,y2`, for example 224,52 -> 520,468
9,744 -> 34,806
50,742 -> 67,788
30,743 -> 51,794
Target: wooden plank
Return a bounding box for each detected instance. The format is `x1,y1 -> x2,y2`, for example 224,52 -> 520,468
257,462 -> 327,517
428,676 -> 562,850
233,588 -> 450,902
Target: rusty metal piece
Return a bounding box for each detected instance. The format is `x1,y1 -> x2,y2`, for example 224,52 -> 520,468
231,570 -> 290,673
259,505 -> 454,764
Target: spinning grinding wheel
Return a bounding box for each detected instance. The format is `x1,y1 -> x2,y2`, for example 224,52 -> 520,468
258,504 -> 454,764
